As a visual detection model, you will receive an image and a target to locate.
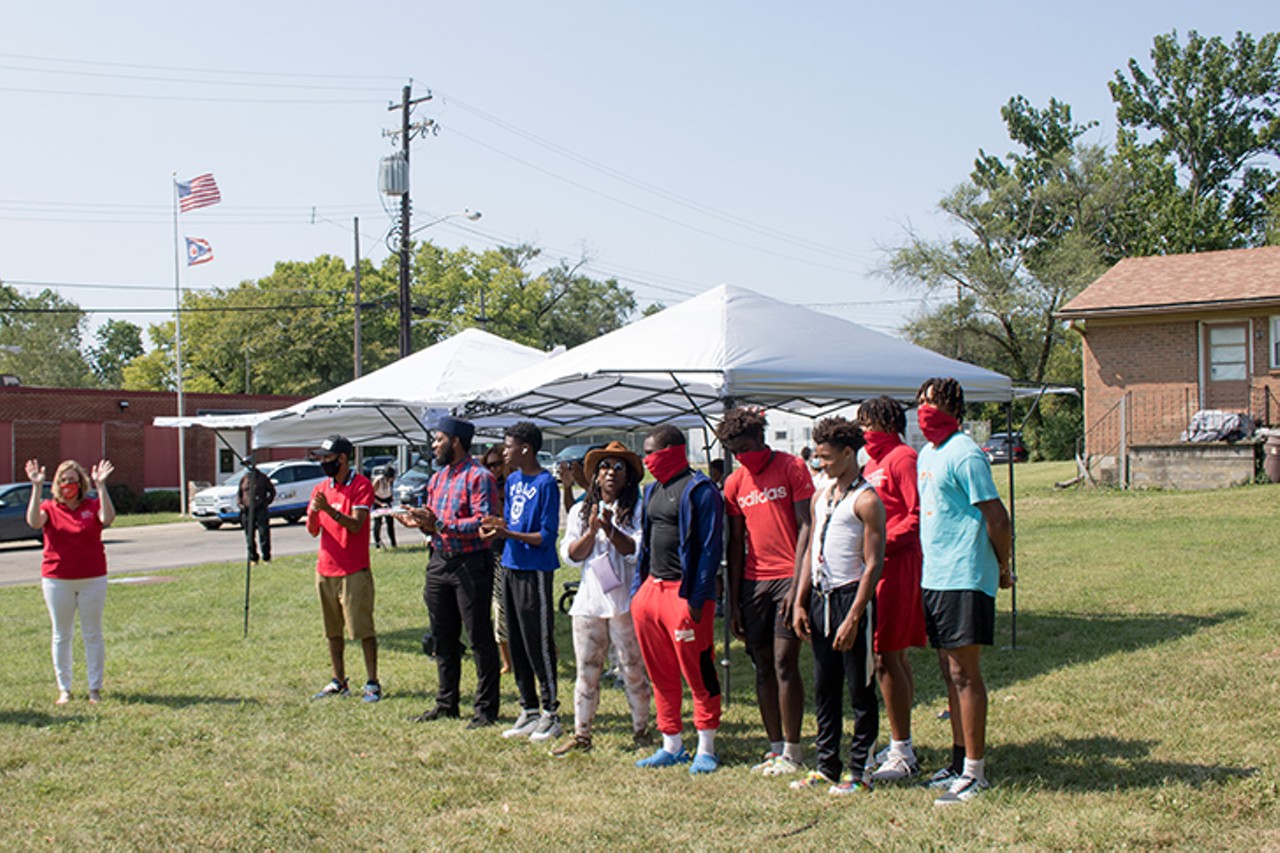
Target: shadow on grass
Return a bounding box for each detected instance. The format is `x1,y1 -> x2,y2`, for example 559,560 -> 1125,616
110,693 -> 263,709
998,735 -> 1258,791
0,709 -> 89,727
945,609 -> 1246,706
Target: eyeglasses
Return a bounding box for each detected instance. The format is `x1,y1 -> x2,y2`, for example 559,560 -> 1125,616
597,461 -> 628,475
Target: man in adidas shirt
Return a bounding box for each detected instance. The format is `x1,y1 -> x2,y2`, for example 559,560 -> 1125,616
719,408 -> 814,777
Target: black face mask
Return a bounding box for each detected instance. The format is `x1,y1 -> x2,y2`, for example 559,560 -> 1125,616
320,459 -> 341,478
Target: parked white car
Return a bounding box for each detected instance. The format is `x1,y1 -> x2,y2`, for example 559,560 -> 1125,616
191,460 -> 326,530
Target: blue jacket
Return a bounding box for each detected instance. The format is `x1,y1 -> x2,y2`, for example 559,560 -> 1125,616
632,469 -> 724,609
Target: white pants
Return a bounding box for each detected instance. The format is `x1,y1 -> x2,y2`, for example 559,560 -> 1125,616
570,611 -> 650,737
41,576 -> 108,692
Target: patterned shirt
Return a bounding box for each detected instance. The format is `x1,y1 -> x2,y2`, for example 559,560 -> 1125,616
424,455 -> 497,555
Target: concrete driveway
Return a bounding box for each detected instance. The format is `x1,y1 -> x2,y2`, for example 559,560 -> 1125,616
0,519 -> 324,587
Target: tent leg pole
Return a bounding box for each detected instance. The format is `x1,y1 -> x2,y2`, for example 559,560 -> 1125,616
718,395 -> 733,706
1006,400 -> 1017,650
211,429 -> 256,639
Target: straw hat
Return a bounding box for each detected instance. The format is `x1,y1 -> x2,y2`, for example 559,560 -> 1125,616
583,440 -> 644,483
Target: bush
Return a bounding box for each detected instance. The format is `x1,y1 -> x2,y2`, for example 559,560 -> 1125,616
140,490 -> 181,514
107,482 -> 140,514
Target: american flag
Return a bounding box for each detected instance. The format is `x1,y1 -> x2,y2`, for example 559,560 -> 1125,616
186,237 -> 214,266
177,173 -> 221,213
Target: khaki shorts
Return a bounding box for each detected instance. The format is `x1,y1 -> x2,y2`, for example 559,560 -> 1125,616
316,569 -> 376,640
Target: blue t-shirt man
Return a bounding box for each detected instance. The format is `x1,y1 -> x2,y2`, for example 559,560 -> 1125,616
917,432 -> 1001,597
502,469 -> 560,571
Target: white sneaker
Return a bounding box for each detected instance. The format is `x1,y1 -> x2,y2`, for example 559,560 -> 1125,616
934,774 -> 989,805
870,750 -> 920,782
502,709 -> 540,739
528,712 -> 563,742
872,744 -> 891,767
750,751 -> 782,773
761,754 -> 803,776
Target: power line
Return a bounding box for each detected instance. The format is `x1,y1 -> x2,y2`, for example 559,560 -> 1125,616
0,51 -> 402,81
5,279 -> 332,295
3,303 -> 343,315
0,85 -> 379,105
445,126 -> 867,277
0,61 -> 389,92
438,92 -> 871,265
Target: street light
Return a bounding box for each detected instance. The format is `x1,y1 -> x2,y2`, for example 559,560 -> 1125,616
410,208 -> 481,238
395,209 -> 482,358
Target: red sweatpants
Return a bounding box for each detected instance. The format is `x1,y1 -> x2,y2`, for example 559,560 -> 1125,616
631,578 -> 721,734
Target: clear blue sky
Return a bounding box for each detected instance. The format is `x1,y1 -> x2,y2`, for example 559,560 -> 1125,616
2,2 -> 1275,344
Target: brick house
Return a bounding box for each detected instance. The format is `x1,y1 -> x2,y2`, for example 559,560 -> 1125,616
0,386 -> 306,494
1059,246 -> 1280,459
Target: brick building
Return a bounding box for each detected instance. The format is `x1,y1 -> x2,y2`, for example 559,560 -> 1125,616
0,386 -> 307,493
1059,246 -> 1280,458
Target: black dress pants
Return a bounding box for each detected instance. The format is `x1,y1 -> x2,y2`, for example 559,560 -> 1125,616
424,549 -> 500,720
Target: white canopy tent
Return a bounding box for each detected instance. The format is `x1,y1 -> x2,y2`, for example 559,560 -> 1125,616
462,284 -> 1023,677
463,283 -> 1012,433
157,328 -> 549,448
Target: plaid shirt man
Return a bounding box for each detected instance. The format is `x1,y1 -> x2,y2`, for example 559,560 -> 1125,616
424,455 -> 496,555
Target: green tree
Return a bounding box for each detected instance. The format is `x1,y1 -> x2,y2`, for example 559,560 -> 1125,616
885,97 -> 1117,458
888,97 -> 1115,385
1109,30 -> 1280,252
0,283 -> 95,387
131,243 -> 637,396
121,322 -> 174,391
88,319 -> 145,387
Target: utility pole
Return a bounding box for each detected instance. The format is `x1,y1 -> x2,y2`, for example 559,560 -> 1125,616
353,216 -> 362,379
386,83 -> 434,360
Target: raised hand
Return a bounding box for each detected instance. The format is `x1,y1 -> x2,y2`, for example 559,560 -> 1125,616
91,459 -> 114,485
25,459 -> 45,485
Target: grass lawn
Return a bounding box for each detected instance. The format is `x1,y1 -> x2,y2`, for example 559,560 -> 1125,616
3,461 -> 1278,849
110,512 -> 188,529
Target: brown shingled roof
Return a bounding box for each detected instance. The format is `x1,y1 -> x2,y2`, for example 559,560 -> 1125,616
1058,246 -> 1280,319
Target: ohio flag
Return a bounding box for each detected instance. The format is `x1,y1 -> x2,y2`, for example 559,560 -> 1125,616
186,237 -> 214,266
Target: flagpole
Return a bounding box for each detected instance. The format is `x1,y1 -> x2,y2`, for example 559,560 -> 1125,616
172,173 -> 188,516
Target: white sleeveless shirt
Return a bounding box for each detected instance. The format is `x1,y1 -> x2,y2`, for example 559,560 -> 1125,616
810,478 -> 874,591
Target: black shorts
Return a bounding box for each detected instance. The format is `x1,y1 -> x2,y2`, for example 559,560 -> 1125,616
922,589 -> 995,649
740,577 -> 797,648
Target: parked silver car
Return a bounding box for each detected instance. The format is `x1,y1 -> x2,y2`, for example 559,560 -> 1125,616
0,482 -> 53,544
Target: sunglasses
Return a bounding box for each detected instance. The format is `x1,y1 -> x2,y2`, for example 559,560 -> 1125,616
597,461 -> 629,475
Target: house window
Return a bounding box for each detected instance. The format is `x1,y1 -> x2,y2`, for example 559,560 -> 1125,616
1271,317 -> 1280,368
774,429 -> 788,441
1208,325 -> 1247,380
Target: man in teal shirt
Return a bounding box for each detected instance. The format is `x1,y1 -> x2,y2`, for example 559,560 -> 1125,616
915,377 -> 1012,806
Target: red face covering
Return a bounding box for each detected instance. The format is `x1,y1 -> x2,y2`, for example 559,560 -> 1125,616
644,444 -> 689,484
917,404 -> 960,446
734,447 -> 773,476
862,430 -> 901,463
60,483 -> 80,500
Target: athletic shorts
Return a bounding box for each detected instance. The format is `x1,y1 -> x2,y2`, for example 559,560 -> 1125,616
317,568 -> 376,640
921,588 -> 994,649
740,577 -> 797,648
874,547 -> 927,654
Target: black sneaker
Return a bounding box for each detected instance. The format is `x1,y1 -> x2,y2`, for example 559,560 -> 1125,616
412,706 -> 459,723
466,715 -> 498,730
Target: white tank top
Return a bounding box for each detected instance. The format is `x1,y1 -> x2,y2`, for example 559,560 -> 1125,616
810,478 -> 873,591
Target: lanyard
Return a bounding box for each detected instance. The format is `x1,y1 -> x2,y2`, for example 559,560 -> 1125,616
816,477 -> 861,593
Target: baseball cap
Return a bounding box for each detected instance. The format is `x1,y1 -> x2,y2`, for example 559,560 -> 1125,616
315,434 -> 354,457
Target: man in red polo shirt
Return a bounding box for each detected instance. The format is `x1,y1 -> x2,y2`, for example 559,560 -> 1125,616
306,435 -> 380,703
720,408 -> 814,776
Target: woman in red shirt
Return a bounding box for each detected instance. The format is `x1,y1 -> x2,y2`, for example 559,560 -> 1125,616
25,458 -> 116,705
